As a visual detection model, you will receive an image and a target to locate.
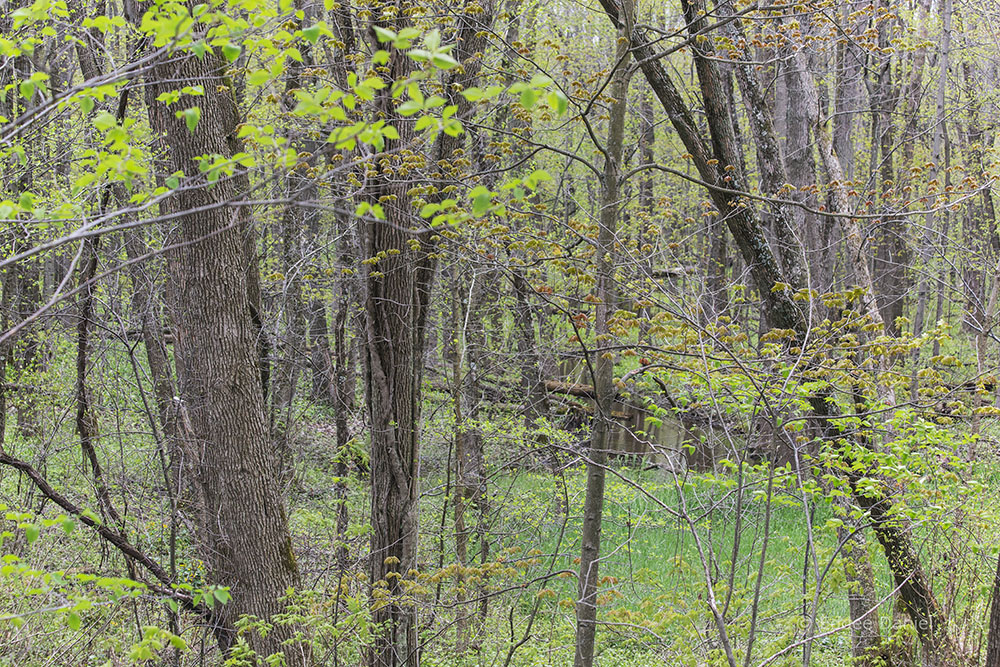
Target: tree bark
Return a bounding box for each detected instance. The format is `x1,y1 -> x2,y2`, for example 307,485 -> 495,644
986,551 -> 1000,666
144,38 -> 304,663
717,0 -> 803,292
911,0 -> 953,402
573,16 -> 629,666
362,13 -> 433,667
870,0 -> 908,335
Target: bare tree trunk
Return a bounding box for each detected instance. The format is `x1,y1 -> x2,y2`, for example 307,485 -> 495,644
332,212 -> 358,568
359,0 -> 493,657
986,551 -> 1000,666
911,0 -> 952,403
834,1 -> 863,182
144,39 -> 304,663
449,272 -> 470,651
870,0 -> 908,335
573,15 -> 629,666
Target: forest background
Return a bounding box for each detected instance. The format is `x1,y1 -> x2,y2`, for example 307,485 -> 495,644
2,0 -> 1000,665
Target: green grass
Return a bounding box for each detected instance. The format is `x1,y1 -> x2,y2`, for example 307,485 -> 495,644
404,456 -> 999,666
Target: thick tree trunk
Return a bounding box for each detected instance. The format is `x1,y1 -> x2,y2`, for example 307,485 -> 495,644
361,144 -> 429,667
145,42 -> 303,663
362,13 -> 432,667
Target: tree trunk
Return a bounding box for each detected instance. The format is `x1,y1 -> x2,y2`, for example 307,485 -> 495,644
870,0 -> 908,335
911,0 -> 952,400
362,12 -> 435,666
986,551 -> 1000,666
144,40 -> 304,663
573,15 -> 629,666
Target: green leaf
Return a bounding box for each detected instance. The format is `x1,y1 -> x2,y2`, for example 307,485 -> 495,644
519,88 -> 536,110
548,90 -> 568,116
72,173 -> 95,195
213,587 -> 231,604
431,53 -> 459,70
190,41 -> 209,60
525,169 -> 551,188
62,517 -> 75,535
177,107 -> 201,133
396,100 -> 422,116
18,80 -> 34,100
66,612 -> 81,631
423,29 -> 441,50
248,69 -> 270,87
94,111 -> 117,131
222,42 -> 242,63
472,193 -> 491,216
78,96 -> 94,115
156,90 -> 181,105
18,192 -> 34,210
302,24 -> 321,44
24,524 -> 39,545
372,26 -> 396,43
407,48 -> 430,63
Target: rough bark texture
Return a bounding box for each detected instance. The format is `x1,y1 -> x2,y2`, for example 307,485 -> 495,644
145,43 -> 303,663
363,14 -> 430,667
987,551 -> 1000,666
601,0 -> 804,329
870,0 -> 908,335
362,2 -> 491,663
718,0 -> 803,291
